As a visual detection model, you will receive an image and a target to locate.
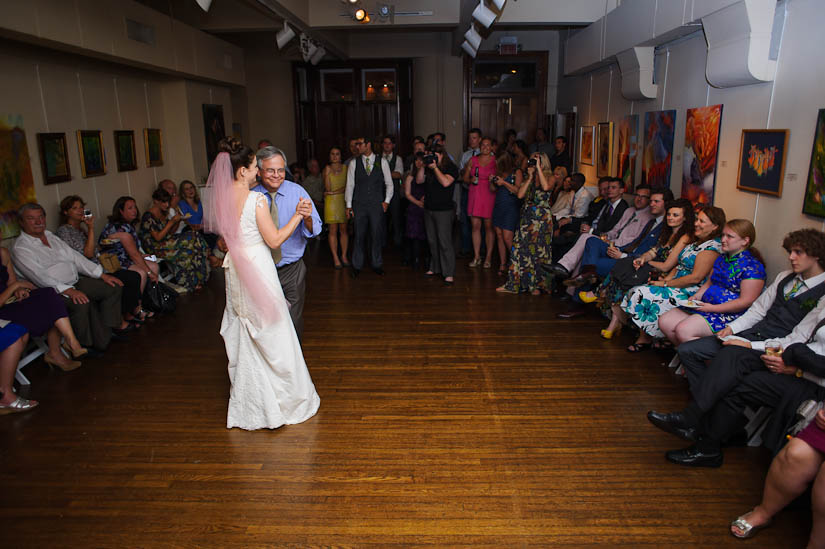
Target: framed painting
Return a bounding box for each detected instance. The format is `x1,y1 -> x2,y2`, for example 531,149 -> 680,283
579,125 -> 594,166
37,132 -> 72,184
597,121 -> 613,178
202,104 -> 226,169
616,115 -> 638,192
642,110 -> 677,188
802,109 -> 825,218
76,130 -> 106,178
114,130 -> 137,172
144,128 -> 163,167
1,115 -> 37,239
682,104 -> 723,206
736,129 -> 788,197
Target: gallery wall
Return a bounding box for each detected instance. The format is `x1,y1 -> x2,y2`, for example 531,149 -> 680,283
556,0 -> 825,277
0,39 -> 237,237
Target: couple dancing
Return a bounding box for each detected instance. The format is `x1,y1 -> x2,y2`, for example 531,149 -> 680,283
205,138 -> 319,430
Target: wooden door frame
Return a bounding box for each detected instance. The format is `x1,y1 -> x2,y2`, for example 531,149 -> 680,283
463,51 -> 548,146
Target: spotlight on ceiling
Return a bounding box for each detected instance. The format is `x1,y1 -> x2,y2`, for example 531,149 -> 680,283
310,46 -> 326,65
472,1 -> 497,28
276,22 -> 296,50
491,0 -> 506,10
195,0 -> 212,12
464,25 -> 482,51
461,40 -> 478,58
354,8 -> 367,21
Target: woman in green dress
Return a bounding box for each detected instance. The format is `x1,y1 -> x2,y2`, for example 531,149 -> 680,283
324,146 -> 349,269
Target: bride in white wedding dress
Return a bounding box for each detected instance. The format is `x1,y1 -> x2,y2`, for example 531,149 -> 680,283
205,138 -> 320,430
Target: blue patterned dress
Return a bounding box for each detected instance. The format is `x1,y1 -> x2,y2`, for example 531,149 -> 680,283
621,238 -> 722,338
688,249 -> 766,332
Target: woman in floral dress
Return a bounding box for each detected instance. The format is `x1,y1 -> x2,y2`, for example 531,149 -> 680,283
496,152 -> 555,295
658,219 -> 766,344
617,206 -> 726,352
139,188 -> 210,291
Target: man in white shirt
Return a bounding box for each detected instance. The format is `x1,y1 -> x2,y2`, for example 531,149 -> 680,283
647,229 -> 825,466
12,203 -> 127,352
554,173 -> 593,221
381,135 -> 406,250
345,136 -> 394,277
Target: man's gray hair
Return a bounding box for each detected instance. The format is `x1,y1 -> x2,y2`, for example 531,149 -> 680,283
256,146 -> 288,169
18,203 -> 45,218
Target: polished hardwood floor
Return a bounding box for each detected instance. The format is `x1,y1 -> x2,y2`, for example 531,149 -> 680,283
0,241 -> 811,547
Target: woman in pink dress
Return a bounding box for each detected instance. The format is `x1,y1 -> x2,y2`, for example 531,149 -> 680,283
462,137 -> 497,268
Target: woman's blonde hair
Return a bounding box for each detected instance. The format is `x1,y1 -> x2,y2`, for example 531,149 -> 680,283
537,152 -> 552,180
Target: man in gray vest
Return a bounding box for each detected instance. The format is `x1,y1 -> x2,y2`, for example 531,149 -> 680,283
647,229 -> 825,467
345,136 -> 394,277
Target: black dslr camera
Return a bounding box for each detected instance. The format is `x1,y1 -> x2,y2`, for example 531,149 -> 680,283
423,153 -> 437,165
527,157 -> 537,168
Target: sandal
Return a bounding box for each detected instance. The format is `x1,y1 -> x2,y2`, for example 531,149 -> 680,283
0,396 -> 39,415
730,513 -> 772,539
498,265 -> 506,275
496,286 -> 517,294
653,340 -> 674,351
482,261 -> 492,269
469,258 -> 481,268
626,343 -> 652,353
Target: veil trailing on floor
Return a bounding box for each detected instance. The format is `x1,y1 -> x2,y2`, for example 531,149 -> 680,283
204,152 -> 280,327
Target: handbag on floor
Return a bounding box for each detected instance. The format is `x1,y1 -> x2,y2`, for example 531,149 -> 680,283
143,281 -> 177,314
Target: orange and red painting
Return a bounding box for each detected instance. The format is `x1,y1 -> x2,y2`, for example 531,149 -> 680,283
681,104 -> 723,206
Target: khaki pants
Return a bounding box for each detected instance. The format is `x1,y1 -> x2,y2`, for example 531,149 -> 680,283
62,276 -> 122,350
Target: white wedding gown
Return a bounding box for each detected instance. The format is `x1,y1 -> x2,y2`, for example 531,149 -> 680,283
221,192 -> 320,430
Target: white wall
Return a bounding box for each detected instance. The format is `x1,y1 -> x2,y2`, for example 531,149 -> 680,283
557,0 -> 825,277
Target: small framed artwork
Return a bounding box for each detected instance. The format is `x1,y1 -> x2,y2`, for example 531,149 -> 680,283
76,130 -> 106,178
802,109 -> 825,218
597,121 -> 613,177
736,129 -> 789,197
114,130 -> 137,172
579,125 -> 594,166
36,132 -> 72,184
144,128 -> 164,167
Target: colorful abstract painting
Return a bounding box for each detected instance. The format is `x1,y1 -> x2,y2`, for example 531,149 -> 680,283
803,110 -> 825,218
736,129 -> 788,197
580,125 -> 594,166
0,115 -> 37,239
597,122 -> 613,178
682,104 -> 723,205
616,115 -> 638,192
642,110 -> 677,188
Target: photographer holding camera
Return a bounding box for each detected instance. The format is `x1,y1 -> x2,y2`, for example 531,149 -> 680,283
423,144 -> 458,285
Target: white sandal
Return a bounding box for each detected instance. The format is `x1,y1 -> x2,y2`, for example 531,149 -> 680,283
730,513 -> 771,539
0,396 -> 39,415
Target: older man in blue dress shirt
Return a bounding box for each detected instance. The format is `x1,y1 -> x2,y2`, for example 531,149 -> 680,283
253,146 -> 321,340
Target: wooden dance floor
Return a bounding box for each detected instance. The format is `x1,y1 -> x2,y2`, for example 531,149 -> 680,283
0,243 -> 810,547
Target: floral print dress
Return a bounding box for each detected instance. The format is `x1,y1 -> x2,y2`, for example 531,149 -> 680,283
502,182 -> 553,293
689,249 -> 766,332
139,212 -> 210,290
621,238 -> 722,338
598,244 -> 672,316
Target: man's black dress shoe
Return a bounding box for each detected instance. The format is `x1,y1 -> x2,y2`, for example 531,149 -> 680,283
373,267 -> 385,276
556,306 -> 585,319
541,263 -> 570,278
665,444 -> 723,467
646,410 -> 699,441
350,268 -> 360,279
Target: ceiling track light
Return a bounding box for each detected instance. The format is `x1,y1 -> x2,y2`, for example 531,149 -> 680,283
472,1 -> 497,29
461,41 -> 478,58
310,46 -> 326,65
491,0 -> 506,10
276,21 -> 296,50
194,0 -> 212,12
464,25 -> 482,50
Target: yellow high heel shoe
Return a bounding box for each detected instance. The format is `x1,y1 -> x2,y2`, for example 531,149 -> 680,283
579,291 -> 599,304
600,325 -> 622,340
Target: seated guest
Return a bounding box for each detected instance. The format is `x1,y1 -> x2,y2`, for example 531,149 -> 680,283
554,173 -> 599,236
594,197 -> 691,333
617,206 -> 725,352
549,169 -> 574,218
12,203 -> 129,352
99,196 -> 161,301
1,248 -> 85,371
730,407 -> 825,542
178,180 -> 220,267
404,153 -> 428,270
139,188 -> 210,291
56,195 -> 144,325
0,322 -> 37,414
158,179 -> 185,235
496,153 -> 555,295
549,184 -> 653,285
659,219 -> 766,344
647,229 -> 825,466
490,150 -> 524,275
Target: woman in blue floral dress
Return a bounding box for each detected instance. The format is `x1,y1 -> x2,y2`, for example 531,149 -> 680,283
658,219 -> 766,344
496,153 -> 555,295
616,206 -> 727,351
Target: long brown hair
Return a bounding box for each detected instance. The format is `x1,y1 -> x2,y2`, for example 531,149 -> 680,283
697,206 -> 726,244
659,198 -> 695,247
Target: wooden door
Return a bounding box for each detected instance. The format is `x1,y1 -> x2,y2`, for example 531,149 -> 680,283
471,96 -> 538,143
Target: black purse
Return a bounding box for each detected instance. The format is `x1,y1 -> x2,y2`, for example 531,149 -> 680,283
610,257 -> 656,291
143,281 -> 177,314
